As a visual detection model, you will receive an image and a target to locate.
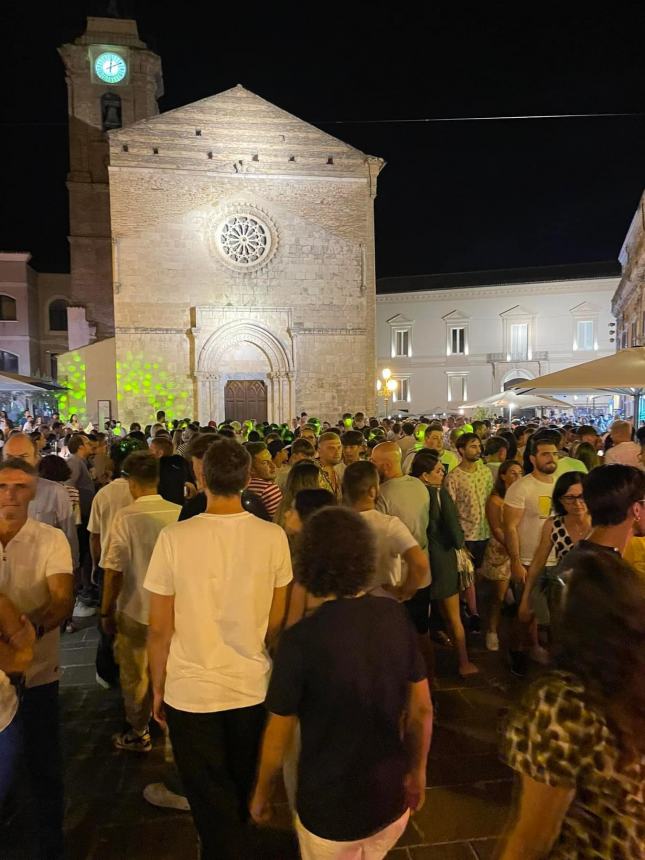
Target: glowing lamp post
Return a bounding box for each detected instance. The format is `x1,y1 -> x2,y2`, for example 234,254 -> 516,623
376,368 -> 398,418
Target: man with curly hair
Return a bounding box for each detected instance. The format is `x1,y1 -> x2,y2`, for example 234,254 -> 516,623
250,506 -> 433,858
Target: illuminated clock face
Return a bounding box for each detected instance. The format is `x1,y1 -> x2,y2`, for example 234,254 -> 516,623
94,52 -> 127,84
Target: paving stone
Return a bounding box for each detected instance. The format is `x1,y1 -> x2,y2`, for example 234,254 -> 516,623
399,781 -> 512,846
427,754 -> 511,788
430,722 -> 499,758
469,838 -> 500,859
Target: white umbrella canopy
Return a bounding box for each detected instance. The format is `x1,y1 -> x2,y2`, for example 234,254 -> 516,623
0,373 -> 66,393
462,390 -> 572,411
511,347 -> 645,419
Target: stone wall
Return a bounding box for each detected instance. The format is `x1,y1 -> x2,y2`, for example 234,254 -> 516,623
109,160 -> 379,423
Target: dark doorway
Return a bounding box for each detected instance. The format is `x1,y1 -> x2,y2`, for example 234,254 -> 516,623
225,380 -> 268,423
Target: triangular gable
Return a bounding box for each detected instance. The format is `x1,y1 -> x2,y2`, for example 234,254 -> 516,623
442,309 -> 470,322
500,304 -> 534,318
387,314 -> 414,326
569,301 -> 599,314
110,84 -> 376,161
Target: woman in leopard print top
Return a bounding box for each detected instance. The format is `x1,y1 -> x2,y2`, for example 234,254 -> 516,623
499,547 -> 644,859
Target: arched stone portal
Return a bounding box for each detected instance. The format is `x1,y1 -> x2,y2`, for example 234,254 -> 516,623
195,319 -> 295,424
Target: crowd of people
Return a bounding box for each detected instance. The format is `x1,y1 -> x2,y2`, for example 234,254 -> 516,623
0,406 -> 643,859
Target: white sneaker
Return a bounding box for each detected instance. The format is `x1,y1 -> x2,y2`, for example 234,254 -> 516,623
73,599 -> 96,618
486,632 -> 499,651
143,783 -> 190,811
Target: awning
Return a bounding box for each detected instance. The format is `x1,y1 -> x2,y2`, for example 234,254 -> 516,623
511,347 -> 644,418
462,390 -> 572,411
0,373 -> 68,393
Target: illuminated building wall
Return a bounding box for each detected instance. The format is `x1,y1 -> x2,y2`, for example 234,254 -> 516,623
56,338 -> 117,424
107,85 -> 383,425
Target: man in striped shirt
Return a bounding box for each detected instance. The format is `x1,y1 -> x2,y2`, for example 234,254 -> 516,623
245,442 -> 283,518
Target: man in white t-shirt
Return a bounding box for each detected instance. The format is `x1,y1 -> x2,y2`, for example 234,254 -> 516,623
145,438 -> 292,858
0,458 -> 73,858
342,460 -> 428,598
503,438 -> 558,675
504,439 -> 558,576
101,451 -> 181,753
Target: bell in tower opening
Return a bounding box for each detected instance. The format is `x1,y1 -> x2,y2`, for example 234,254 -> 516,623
101,93 -> 122,131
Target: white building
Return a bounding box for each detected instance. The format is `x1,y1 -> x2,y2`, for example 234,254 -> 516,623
376,264 -> 618,417
0,252 -> 71,380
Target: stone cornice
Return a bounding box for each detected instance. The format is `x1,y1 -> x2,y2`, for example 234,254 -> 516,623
292,327 -> 367,336
115,327 -> 185,335
377,278 -> 618,303
0,252 -> 31,264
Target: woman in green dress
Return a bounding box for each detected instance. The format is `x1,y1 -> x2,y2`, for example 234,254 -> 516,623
411,449 -> 478,677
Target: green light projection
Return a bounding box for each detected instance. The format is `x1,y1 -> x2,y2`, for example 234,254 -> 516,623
117,353 -> 192,422
56,352 -> 88,422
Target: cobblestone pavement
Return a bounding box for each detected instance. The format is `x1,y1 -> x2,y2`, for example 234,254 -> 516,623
5,613 -> 527,859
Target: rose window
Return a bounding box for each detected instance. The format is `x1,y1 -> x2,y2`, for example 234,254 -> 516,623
218,215 -> 270,266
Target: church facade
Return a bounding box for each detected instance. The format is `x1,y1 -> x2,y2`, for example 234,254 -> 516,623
55,16 -> 383,425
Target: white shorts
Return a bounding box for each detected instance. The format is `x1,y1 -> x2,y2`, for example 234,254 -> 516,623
295,808 -> 410,860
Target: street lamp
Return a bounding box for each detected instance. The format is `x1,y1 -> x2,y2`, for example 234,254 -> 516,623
376,368 -> 398,418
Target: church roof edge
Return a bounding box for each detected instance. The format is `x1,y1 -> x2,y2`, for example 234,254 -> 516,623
108,84 -> 383,165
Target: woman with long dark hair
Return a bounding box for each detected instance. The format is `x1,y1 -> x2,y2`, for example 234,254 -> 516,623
518,471 -> 591,628
500,549 -> 645,858
410,449 -> 477,677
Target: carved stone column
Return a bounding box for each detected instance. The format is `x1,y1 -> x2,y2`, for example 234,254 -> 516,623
209,374 -> 221,423
285,371 -> 296,424
196,371 -> 220,424
195,371 -> 211,424
266,372 -> 277,423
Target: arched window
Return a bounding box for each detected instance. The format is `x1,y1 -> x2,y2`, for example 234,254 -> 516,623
49,299 -> 69,332
0,295 -> 17,321
0,351 -> 18,373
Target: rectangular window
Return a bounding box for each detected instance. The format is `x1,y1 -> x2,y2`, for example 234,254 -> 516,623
510,323 -> 528,360
394,378 -> 410,402
0,295 -> 17,321
449,326 -> 465,355
448,376 -> 465,403
631,320 -> 638,347
576,320 -> 594,351
394,329 -> 410,357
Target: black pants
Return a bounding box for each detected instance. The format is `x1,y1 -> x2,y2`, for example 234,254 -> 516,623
166,702 -> 266,859
20,682 -> 64,860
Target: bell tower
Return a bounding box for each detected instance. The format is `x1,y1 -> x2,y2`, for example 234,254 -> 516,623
58,16 -> 163,342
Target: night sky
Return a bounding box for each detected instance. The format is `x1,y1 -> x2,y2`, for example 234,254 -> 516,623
2,2 -> 645,281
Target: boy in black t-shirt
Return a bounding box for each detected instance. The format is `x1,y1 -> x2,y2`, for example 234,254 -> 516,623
250,507 -> 433,858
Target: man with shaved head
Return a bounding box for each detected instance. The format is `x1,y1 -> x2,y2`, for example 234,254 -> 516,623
3,433 -> 78,567
371,442 -> 434,680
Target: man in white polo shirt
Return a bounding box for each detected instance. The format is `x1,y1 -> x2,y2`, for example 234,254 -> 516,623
0,458 -> 73,859
101,451 -> 181,753
145,439 -> 292,858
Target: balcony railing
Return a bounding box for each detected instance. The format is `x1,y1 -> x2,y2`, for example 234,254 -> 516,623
487,351 -> 548,362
